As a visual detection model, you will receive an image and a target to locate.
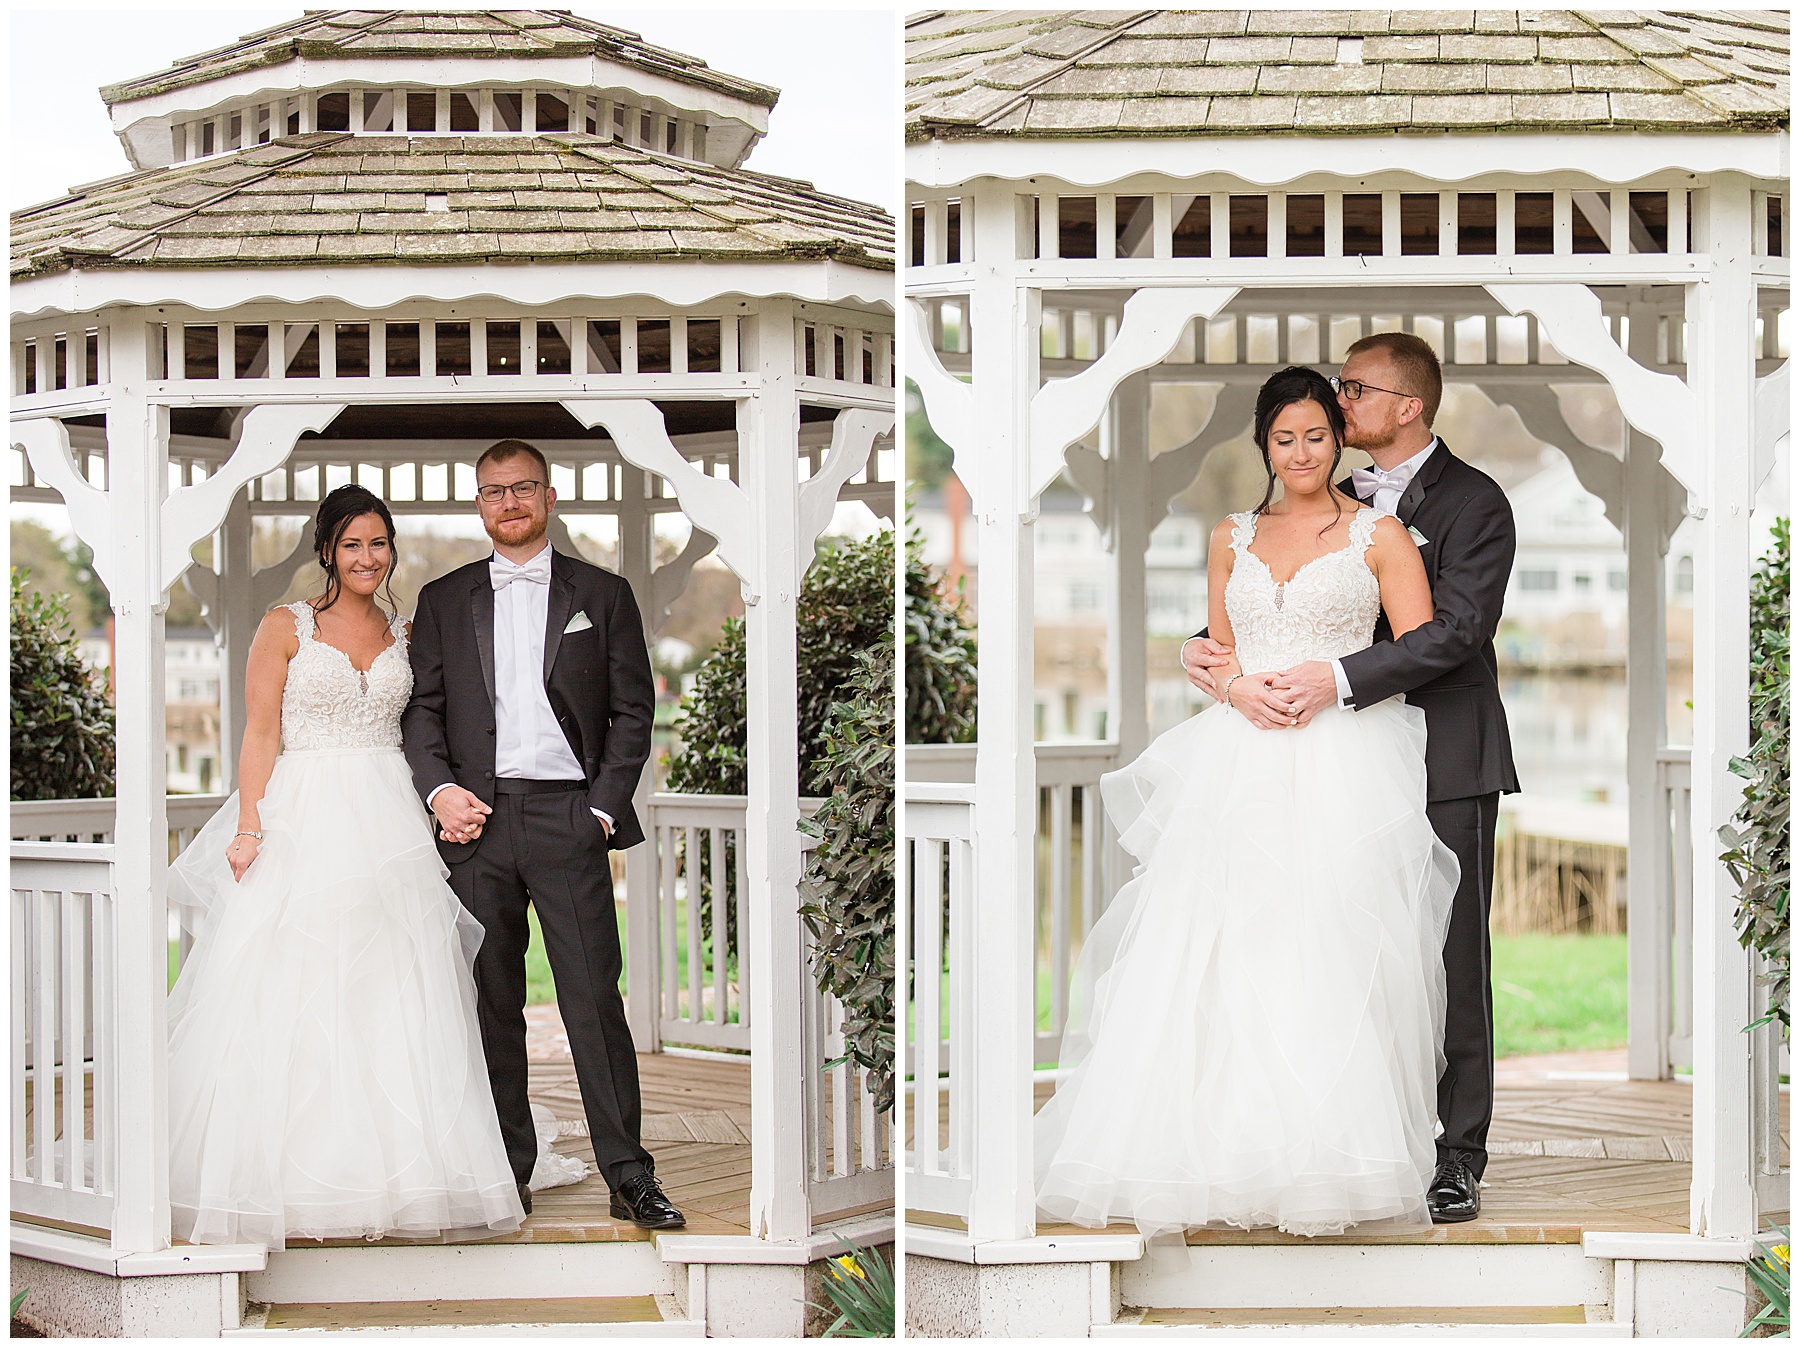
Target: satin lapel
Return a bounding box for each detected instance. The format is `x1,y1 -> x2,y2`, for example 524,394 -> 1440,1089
543,551 -> 575,683
1336,475 -> 1371,506
1396,442 -> 1451,527
471,565 -> 496,704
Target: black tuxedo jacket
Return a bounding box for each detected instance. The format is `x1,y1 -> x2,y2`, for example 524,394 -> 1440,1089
1199,440 -> 1520,803
402,547 -> 655,860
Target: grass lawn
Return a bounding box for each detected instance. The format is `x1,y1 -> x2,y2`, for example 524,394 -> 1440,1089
1013,931 -> 1626,1066
1491,932 -> 1626,1059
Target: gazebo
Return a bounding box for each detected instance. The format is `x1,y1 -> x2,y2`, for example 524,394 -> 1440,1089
903,9 -> 1787,1337
10,10 -> 894,1337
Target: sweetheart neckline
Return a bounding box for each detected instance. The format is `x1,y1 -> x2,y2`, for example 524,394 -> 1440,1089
1239,509 -> 1377,588
296,608 -> 403,676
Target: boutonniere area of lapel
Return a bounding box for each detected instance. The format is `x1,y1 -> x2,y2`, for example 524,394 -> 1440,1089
564,610 -> 594,634
1407,526 -> 1430,548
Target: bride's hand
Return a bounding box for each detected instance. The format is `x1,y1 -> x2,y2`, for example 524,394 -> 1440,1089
1228,674 -> 1302,731
227,833 -> 262,882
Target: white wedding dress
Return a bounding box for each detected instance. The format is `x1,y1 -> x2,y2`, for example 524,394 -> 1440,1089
167,601 -> 526,1249
1034,507 -> 1459,1238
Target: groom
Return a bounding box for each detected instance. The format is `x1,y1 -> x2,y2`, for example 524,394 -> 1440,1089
1185,333 -> 1519,1222
403,438 -> 684,1229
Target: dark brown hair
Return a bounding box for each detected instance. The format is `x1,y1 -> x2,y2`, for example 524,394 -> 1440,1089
1345,330 -> 1443,426
1252,366 -> 1349,539
312,484 -> 399,615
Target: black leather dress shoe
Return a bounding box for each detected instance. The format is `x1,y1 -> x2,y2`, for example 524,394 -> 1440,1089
517,1183 -> 533,1216
1427,1153 -> 1480,1223
610,1173 -> 686,1229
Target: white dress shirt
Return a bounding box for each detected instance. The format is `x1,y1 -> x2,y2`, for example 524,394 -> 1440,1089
429,542 -> 610,831
1330,436 -> 1439,707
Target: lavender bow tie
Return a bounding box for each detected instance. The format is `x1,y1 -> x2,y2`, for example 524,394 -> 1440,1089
1350,465 -> 1416,501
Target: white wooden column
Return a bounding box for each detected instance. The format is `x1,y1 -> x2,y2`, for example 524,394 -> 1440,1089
616,463 -> 660,1052
105,316 -> 173,1254
216,489 -> 255,793
1623,292 -> 1674,1082
1685,181 -> 1758,1238
738,300 -> 811,1242
966,180 -> 1041,1242
1102,372 -> 1150,763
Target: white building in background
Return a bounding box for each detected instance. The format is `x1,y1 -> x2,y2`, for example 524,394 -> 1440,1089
78,628 -> 224,793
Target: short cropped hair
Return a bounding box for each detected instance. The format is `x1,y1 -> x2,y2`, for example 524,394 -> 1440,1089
1345,331 -> 1443,427
475,438 -> 549,481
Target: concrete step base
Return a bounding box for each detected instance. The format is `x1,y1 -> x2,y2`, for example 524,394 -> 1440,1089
247,1240 -> 675,1305
1096,1304 -> 1629,1337
226,1295 -> 702,1337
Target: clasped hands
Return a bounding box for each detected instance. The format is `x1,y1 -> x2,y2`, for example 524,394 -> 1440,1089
1182,638 -> 1336,731
430,784 -> 612,844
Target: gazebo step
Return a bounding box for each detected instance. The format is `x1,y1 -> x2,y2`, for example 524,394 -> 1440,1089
247,1239 -> 676,1305
1121,1239 -> 1609,1312
228,1295 -> 701,1337
1097,1304 -> 1627,1336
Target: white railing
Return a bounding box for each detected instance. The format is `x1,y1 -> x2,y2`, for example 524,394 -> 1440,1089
1034,743 -> 1122,1064
637,791 -> 893,1221
1750,949 -> 1790,1215
11,843 -> 116,1233
640,793 -> 755,1053
903,781 -> 975,1221
1657,749 -> 1696,1070
12,795 -> 225,973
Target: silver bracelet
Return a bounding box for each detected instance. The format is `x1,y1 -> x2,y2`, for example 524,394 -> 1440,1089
233,830 -> 262,842
1219,673 -> 1244,708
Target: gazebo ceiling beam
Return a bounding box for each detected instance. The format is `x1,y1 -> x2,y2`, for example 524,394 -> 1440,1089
905,132 -> 1787,194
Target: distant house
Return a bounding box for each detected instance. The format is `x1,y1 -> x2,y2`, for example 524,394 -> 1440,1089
80,627 -> 223,793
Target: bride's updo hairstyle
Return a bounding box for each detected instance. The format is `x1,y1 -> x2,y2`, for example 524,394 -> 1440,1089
1251,365 -> 1349,532
312,484 -> 400,615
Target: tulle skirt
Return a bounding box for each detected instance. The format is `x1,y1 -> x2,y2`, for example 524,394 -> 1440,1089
1033,698 -> 1459,1238
167,747 -> 524,1249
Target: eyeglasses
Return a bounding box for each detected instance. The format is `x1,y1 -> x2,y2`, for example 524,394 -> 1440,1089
1329,375 -> 1418,404
475,479 -> 545,504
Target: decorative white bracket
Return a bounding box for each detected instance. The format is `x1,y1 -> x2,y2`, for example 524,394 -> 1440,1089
648,529 -> 718,639
161,402 -> 345,593
905,297 -> 974,465
799,409 -> 894,562
1754,359 -> 1788,495
13,416 -> 120,594
1029,287 -> 1239,502
560,397 -> 759,596
252,510 -> 321,612
1486,284 -> 1700,496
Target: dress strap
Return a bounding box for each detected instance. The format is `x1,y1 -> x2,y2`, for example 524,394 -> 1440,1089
287,600 -> 316,642
385,609 -> 408,645
1228,510 -> 1259,555
1349,506 -> 1381,553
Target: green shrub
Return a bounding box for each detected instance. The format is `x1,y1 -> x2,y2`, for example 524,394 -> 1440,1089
11,570 -> 114,801
904,527 -> 976,745
807,1239 -> 895,1338
1720,518 -> 1789,1029
799,634 -> 895,1113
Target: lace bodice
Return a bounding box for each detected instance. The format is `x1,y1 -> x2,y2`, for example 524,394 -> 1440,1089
1223,507 -> 1384,674
280,601 -> 411,751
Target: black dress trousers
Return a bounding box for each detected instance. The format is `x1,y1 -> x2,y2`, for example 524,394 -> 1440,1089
1426,791 -> 1501,1180
446,784 -> 653,1190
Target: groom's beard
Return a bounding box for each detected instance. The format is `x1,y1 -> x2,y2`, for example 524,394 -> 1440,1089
487,513 -> 548,551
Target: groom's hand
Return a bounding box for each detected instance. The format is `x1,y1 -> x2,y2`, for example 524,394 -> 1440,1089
1268,661 -> 1338,726
1181,636 -> 1234,698
433,785 -> 492,844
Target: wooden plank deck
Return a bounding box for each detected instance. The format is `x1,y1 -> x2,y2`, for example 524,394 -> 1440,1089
278,1005 -> 753,1249
909,1049 -> 1790,1245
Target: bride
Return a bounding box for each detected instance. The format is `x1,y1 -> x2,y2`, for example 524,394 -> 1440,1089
1034,366 -> 1460,1238
167,484 -> 525,1248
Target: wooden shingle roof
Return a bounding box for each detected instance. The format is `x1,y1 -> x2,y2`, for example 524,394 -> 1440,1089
10,133 -> 892,279
906,9 -> 1790,139
100,10 -> 779,109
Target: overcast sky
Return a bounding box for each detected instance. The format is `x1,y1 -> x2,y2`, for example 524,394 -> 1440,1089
9,7 -> 897,213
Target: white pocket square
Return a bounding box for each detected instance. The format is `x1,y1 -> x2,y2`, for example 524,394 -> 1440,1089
1407,526 -> 1430,547
564,610 -> 594,634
